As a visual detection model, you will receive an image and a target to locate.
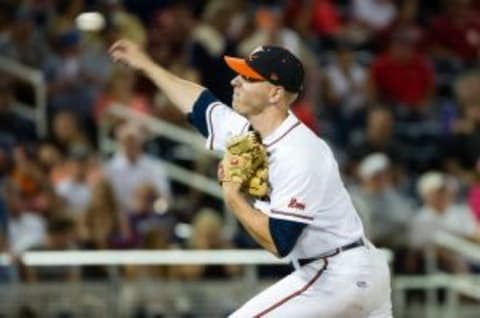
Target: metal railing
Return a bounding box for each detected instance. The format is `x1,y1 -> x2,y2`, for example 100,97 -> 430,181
0,249 -> 386,316
393,232 -> 480,318
2,243 -> 480,317
0,56 -> 47,137
100,105 -> 222,159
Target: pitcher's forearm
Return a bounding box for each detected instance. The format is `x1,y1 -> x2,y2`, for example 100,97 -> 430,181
223,186 -> 279,256
110,39 -> 206,114
141,59 -> 206,114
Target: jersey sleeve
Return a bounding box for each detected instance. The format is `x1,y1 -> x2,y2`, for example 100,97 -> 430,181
188,89 -> 250,152
267,167 -> 322,225
267,149 -> 334,225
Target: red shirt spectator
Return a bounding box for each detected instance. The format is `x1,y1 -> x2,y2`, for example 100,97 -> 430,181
285,0 -> 341,37
310,0 -> 342,36
93,68 -> 151,122
376,0 -> 426,52
428,1 -> 480,63
370,32 -> 434,109
291,100 -> 321,134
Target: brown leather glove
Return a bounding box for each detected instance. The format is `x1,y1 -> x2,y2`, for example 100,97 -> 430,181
218,132 -> 270,198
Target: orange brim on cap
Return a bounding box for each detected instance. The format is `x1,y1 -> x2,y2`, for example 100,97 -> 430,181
224,56 -> 265,80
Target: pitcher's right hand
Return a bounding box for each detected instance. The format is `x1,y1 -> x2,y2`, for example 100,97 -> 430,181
109,39 -> 152,71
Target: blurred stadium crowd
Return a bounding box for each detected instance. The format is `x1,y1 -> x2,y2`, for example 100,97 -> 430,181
1,0 -> 480,288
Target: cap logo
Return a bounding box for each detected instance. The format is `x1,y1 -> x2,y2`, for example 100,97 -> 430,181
248,46 -> 264,61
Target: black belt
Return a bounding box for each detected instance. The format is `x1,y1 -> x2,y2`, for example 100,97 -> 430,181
297,238 -> 365,267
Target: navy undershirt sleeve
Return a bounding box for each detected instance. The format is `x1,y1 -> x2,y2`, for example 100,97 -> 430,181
187,89 -> 219,137
269,218 -> 307,257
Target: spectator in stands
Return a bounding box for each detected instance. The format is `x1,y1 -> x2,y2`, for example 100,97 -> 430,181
125,184 -> 175,279
0,225 -> 17,283
0,195 -> 6,235
369,28 -> 443,174
10,145 -> 45,209
78,179 -> 130,250
324,39 -> 368,116
5,181 -> 46,256
50,110 -> 91,155
290,99 -> 321,135
350,0 -> 398,48
93,67 -> 152,123
350,153 -> 415,273
143,7 -> 201,127
350,153 -> 414,249
468,159 -> 480,223
55,146 -> 91,216
77,30 -> 117,110
0,7 -> 50,68
428,0 -> 480,65
352,0 -> 398,32
323,39 -> 368,143
174,208 -> 240,280
0,77 -> 36,147
104,123 -> 171,212
346,107 -> 403,180
410,172 -> 480,273
25,217 -> 80,282
44,30 -> 96,114
128,183 -> 174,247
446,71 -> 480,184
150,1 -> 194,53
368,28 -> 435,111
33,184 -> 69,221
0,190 -> 16,282
0,2 -> 14,35
284,0 -> 343,43
103,0 -> 147,47
49,0 -> 84,36
188,0 -> 239,104
376,0 -> 424,52
37,142 -> 65,185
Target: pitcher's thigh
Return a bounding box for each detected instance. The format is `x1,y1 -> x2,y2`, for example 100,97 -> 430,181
230,268 -> 371,317
229,271 -> 307,318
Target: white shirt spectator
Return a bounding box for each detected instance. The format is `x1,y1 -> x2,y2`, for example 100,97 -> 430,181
55,179 -> 91,215
325,62 -> 367,114
8,212 -> 46,255
410,204 -> 477,249
352,0 -> 397,30
105,152 -> 171,212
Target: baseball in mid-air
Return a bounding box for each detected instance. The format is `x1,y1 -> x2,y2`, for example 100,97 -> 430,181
76,12 -> 106,32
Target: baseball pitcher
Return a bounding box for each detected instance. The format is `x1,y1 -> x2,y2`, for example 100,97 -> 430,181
110,39 -> 392,317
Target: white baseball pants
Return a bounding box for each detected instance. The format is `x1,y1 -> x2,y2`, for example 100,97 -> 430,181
229,243 -> 392,317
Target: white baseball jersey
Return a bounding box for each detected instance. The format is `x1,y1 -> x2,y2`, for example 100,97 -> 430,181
204,99 -> 364,258
191,90 -> 392,317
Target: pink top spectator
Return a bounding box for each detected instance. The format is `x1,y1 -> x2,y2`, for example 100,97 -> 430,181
469,184 -> 480,222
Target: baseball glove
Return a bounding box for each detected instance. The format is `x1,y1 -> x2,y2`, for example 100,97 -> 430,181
218,131 -> 270,198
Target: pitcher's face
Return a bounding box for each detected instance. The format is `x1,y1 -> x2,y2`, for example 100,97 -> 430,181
231,75 -> 271,117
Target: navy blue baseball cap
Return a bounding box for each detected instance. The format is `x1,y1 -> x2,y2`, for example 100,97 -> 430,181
224,46 -> 304,93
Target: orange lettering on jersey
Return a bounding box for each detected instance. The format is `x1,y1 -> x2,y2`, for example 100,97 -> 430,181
288,198 -> 306,210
